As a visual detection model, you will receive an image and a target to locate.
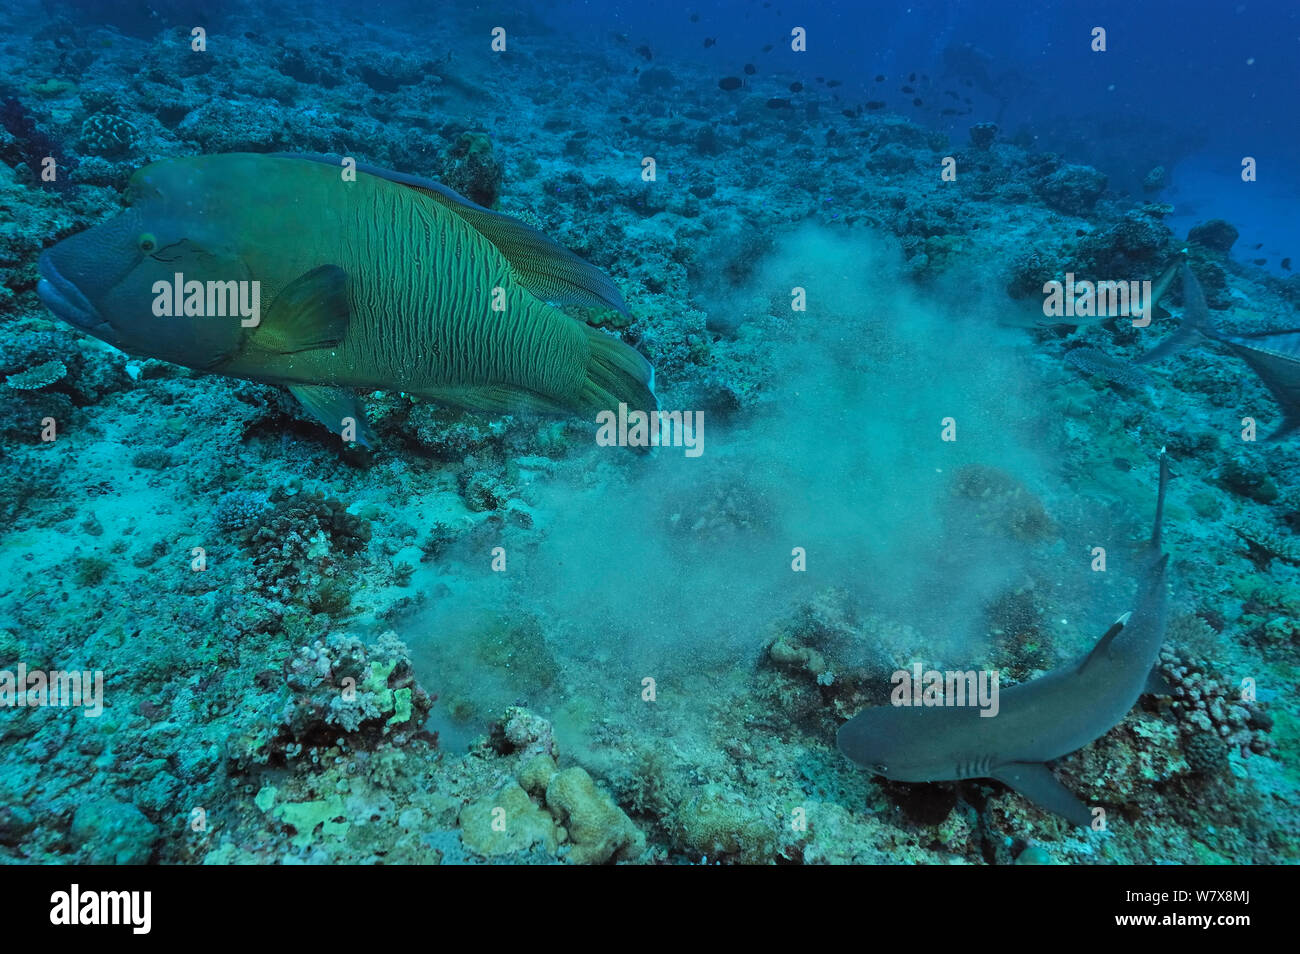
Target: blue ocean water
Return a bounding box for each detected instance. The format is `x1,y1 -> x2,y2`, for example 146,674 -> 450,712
0,0 -> 1296,870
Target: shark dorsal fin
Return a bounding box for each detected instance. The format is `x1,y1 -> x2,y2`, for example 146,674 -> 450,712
1078,612 -> 1131,675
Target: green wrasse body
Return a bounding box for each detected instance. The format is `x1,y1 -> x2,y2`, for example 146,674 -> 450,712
38,153 -> 655,445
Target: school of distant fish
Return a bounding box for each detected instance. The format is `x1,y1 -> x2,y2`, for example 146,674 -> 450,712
711,64 -> 977,117
618,12 -> 988,120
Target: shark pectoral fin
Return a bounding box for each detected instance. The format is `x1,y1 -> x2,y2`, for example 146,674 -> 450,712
1144,666 -> 1175,697
288,384 -> 376,448
1077,612 -> 1131,675
253,265 -> 351,355
992,762 -> 1095,828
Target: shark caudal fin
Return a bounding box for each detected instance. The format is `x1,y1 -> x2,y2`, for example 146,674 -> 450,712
1151,447 -> 1170,550
1137,255 -> 1300,440
1135,254 -> 1215,365
1223,329 -> 1300,440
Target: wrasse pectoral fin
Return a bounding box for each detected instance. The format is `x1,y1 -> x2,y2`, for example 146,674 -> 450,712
251,264 -> 351,355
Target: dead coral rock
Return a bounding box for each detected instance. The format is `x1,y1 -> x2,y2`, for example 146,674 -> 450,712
1035,163 -> 1107,216
438,131 -> 504,208
545,766 -> 646,865
459,782 -> 559,857
671,784 -> 776,863
518,754 -> 558,796
767,637 -> 827,677
278,631 -> 433,750
492,705 -> 559,760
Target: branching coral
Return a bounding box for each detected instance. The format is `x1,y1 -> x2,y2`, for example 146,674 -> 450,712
279,631 -> 433,749
225,488 -> 372,604
1156,645 -> 1274,769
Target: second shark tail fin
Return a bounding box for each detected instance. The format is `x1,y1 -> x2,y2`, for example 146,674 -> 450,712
1137,256 -> 1300,441
1136,253 -> 1216,365
1227,331 -> 1300,441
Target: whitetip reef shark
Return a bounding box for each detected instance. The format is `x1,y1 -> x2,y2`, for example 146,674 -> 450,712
1137,254 -> 1300,439
838,452 -> 1172,828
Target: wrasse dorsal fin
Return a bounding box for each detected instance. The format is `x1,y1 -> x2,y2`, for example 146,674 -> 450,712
410,181 -> 632,317
278,152 -> 631,317
1078,612 -> 1130,675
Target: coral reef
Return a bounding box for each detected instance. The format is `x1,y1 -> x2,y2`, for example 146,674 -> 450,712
437,132 -> 504,208
968,122 -> 997,150
1034,163 -> 1108,216
1156,645 -> 1274,761
1187,218 -> 1239,254
79,110 -> 135,157
949,464 -> 1056,543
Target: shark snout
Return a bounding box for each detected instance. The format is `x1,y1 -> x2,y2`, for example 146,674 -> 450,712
837,714 -> 890,775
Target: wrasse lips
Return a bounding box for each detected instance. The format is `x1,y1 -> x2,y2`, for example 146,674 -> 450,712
37,251 -> 115,342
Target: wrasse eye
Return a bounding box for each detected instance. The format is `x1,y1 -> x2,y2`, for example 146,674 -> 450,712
138,233 -> 157,253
